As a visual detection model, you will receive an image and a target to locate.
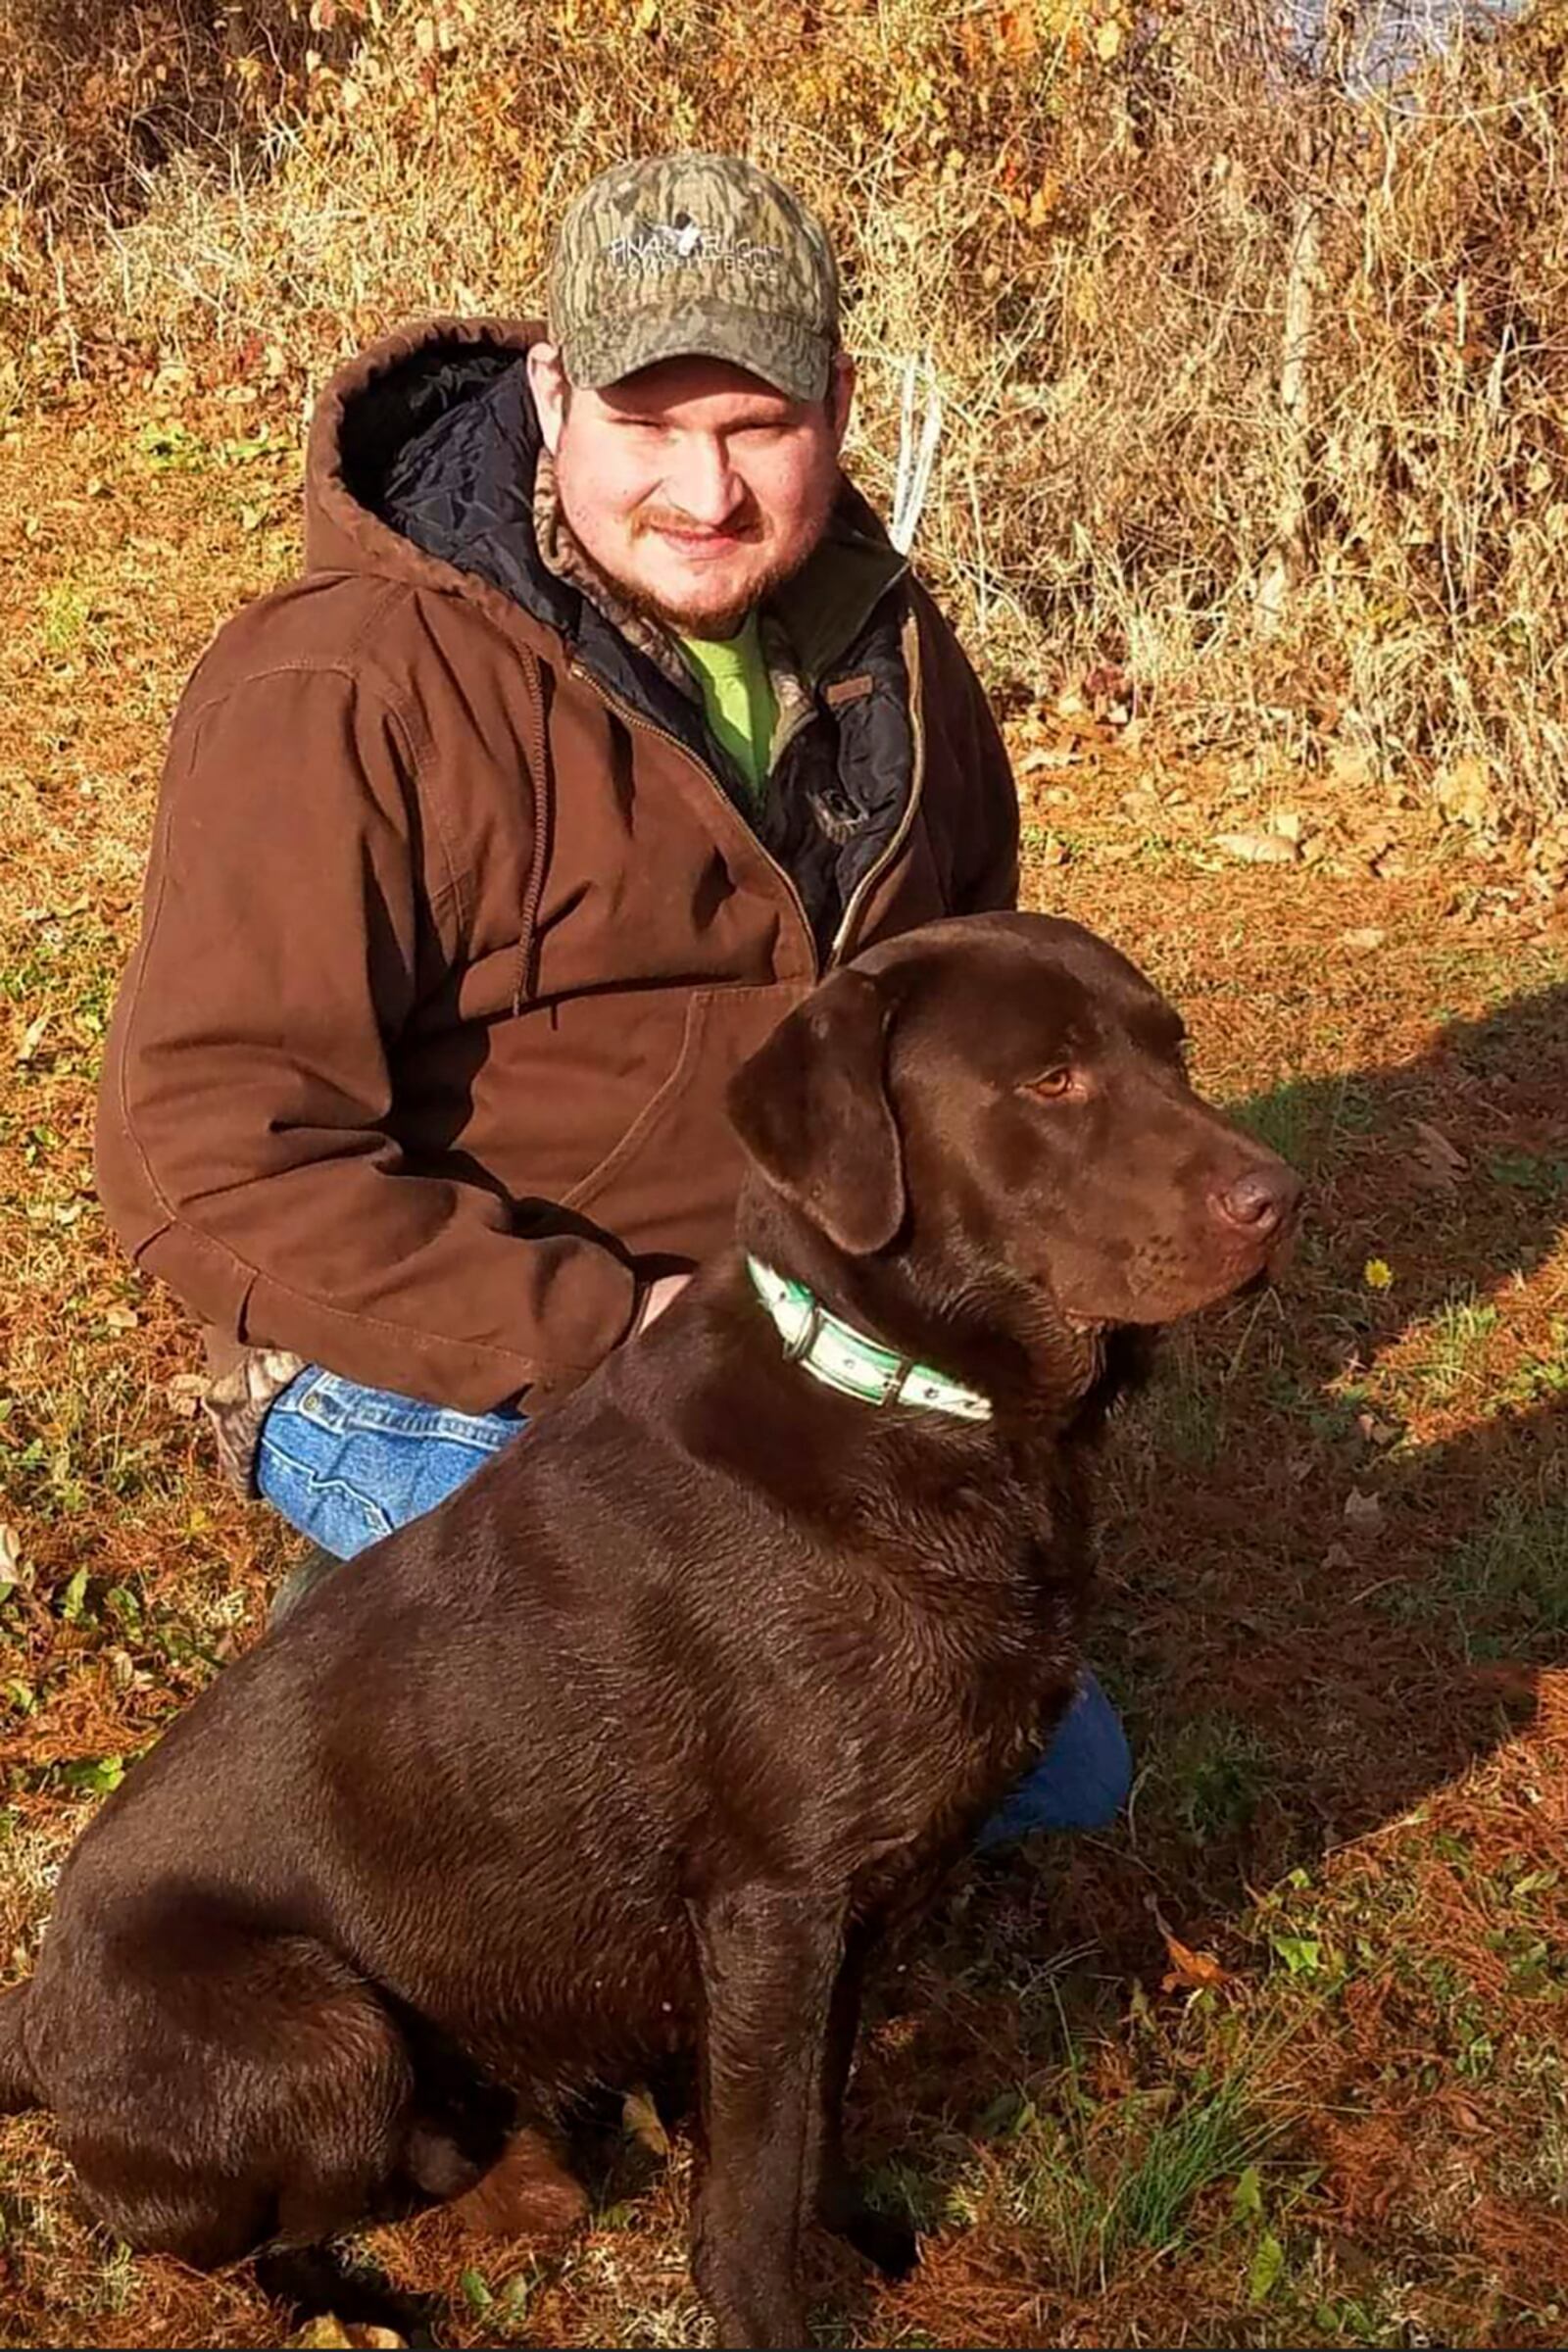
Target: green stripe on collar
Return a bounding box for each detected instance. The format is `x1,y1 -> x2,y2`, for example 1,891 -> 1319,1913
747,1256 -> 992,1424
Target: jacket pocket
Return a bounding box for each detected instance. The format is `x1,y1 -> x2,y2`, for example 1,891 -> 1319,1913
558,982 -> 805,1233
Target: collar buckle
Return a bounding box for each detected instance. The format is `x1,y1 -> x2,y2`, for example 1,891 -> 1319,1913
781,1298 -> 823,1364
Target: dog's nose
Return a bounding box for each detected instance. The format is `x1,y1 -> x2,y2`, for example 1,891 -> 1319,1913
1213,1164 -> 1299,1233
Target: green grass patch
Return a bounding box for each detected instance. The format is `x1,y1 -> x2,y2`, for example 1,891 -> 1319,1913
858,2150 -> 958,2235
1142,1348 -> 1225,1469
1486,1148 -> 1568,1205
1498,2042 -> 1568,2210
1230,1069 -> 1376,1180
993,2050 -> 1295,2291
1156,1713 -> 1280,1842
1375,1493 -> 1568,1660
1400,1287 -> 1500,1403
38,583 -> 97,657
1502,1317 -> 1568,1407
0,903 -> 119,1070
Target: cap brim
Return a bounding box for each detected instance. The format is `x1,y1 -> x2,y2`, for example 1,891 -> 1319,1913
561,302 -> 832,405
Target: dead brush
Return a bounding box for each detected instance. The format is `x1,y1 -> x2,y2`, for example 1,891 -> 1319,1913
3,0 -> 1564,818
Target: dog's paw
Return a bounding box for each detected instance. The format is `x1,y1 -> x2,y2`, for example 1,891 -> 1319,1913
842,2205 -> 919,2280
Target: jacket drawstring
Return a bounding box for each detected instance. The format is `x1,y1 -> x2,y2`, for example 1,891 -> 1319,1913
511,649 -> 553,1015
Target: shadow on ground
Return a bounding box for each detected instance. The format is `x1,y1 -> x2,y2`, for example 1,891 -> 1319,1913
808,975 -> 1568,2344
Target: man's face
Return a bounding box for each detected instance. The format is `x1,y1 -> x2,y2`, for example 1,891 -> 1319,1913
528,345 -> 855,638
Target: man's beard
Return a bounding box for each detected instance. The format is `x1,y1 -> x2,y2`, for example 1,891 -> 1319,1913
603,530 -> 802,640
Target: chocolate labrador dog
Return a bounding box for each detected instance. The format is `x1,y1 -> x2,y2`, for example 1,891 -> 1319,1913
0,913 -> 1298,2347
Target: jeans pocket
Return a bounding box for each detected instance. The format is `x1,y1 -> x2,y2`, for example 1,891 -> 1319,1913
255,1421 -> 399,1560
258,1370 -> 525,1560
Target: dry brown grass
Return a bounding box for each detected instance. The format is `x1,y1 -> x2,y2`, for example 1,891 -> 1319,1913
1,0 -> 1565,818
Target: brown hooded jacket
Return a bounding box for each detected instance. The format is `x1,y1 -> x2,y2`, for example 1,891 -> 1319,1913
95,319 -> 1019,1442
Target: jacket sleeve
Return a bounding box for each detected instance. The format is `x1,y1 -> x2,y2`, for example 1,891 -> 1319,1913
914,590 -> 1020,914
94,665 -> 640,1412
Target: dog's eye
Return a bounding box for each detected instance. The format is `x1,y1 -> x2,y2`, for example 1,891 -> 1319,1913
1029,1066 -> 1075,1101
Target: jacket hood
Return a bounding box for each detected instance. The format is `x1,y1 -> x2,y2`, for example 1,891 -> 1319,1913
305,318 -> 545,603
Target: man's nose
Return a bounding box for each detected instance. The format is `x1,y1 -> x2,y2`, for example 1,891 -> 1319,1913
663,436 -> 743,527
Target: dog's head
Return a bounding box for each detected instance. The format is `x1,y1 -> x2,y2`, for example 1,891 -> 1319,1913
727,913 -> 1301,1365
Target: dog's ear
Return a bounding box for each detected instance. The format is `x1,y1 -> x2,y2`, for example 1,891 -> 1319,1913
727,969 -> 906,1255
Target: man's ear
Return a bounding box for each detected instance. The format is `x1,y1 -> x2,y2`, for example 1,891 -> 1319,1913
528,341 -> 568,456
727,968 -> 906,1255
827,349 -> 856,451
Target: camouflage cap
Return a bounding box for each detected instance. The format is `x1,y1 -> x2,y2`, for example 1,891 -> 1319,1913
548,153 -> 840,404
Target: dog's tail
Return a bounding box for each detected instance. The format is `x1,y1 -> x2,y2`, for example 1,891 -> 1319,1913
0,1981 -> 39,2113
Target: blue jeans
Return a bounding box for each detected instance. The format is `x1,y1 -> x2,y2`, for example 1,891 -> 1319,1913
257,1366 -> 1132,1841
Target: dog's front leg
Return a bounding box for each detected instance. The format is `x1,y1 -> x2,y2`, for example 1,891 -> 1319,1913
816,1933 -> 918,2283
690,1883 -> 847,2349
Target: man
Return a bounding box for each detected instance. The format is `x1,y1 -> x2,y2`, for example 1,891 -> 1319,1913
95,154 -> 1129,1838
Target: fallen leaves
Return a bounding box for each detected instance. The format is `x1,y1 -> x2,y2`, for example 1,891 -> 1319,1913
0,1524 -> 25,1592
1327,742 -> 1379,791
1212,829 -> 1298,866
295,2322 -> 350,2350
165,1372 -> 210,1418
13,1010 -> 49,1065
1348,818 -> 1401,876
294,2320 -> 404,2350
1148,1891 -> 1236,1995
1406,1118 -> 1467,1192
1161,1930 -> 1233,1993
1525,820 -> 1568,902
1435,754 -> 1497,831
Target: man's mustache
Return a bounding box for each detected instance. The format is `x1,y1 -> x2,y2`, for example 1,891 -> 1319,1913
635,505 -> 763,542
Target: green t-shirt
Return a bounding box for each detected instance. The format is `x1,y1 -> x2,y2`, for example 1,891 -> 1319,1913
677,612 -> 777,808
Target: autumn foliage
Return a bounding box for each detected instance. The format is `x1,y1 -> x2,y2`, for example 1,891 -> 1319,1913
1,0 -> 1566,818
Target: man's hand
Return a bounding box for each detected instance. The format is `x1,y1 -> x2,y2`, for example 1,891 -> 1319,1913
634,1272 -> 693,1335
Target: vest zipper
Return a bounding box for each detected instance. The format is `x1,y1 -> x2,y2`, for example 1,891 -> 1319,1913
766,682 -> 818,777
569,662 -> 821,977
827,607 -> 929,963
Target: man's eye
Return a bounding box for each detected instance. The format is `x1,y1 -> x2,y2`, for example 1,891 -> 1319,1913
1029,1066 -> 1075,1100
